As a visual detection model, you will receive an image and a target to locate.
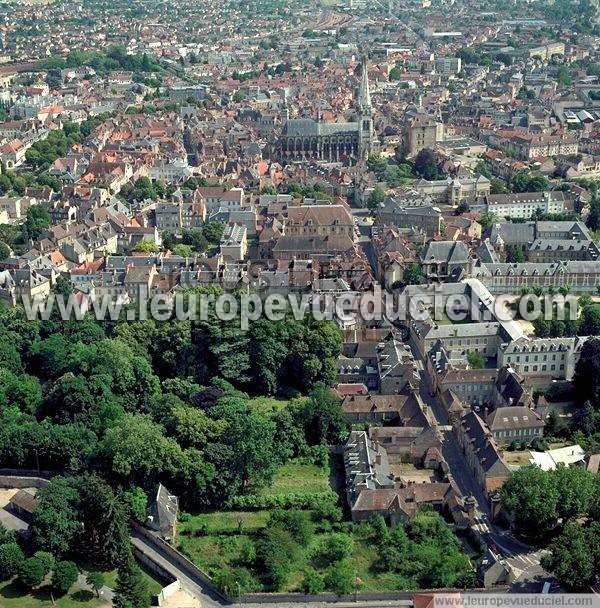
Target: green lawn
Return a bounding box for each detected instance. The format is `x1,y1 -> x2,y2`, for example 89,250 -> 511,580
254,460 -> 332,496
0,581 -> 107,608
179,510 -> 271,535
101,566 -> 164,596
0,564 -> 165,608
176,518 -> 438,593
176,459 -> 339,591
173,458 -> 409,593
174,457 -> 474,594
246,396 -> 293,415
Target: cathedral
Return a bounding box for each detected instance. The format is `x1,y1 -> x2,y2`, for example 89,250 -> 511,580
276,58 -> 377,164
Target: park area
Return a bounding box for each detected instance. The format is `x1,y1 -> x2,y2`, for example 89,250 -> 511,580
0,564 -> 163,608
175,458 -> 475,594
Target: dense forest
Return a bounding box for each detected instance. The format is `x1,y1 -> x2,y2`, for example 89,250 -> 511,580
0,288 -> 347,508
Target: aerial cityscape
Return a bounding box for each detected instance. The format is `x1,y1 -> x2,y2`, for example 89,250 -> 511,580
0,0 -> 599,606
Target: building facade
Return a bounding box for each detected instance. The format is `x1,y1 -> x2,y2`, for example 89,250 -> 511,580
277,58 -> 376,163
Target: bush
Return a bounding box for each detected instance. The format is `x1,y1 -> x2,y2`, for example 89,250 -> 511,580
302,444 -> 329,468
0,543 -> 25,579
268,510 -> 314,546
314,533 -> 353,565
33,551 -> 55,575
52,560 -> 79,594
312,500 -> 343,524
302,569 -> 325,594
193,524 -> 209,537
19,556 -> 46,589
256,527 -> 301,590
324,559 -> 355,595
212,569 -> 236,594
239,541 -> 256,566
226,491 -> 338,511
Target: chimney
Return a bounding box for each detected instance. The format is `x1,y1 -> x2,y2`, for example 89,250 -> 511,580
464,495 -> 477,518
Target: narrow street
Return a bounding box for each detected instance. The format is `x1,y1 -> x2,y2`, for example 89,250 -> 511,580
406,337 -> 555,591
351,206 -> 378,275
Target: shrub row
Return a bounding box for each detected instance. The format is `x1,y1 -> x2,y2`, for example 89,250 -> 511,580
225,491 -> 339,511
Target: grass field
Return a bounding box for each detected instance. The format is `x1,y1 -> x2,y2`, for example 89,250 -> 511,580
246,396 -> 293,415
176,510 -> 455,593
504,450 -> 532,466
174,457 -> 437,593
0,581 -> 107,608
0,564 -> 164,608
254,460 -> 333,496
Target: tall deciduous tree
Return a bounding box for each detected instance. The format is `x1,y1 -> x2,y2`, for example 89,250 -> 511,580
542,523 -> 597,591
499,465 -> 559,538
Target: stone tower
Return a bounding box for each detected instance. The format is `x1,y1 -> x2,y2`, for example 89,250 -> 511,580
358,56 -> 375,160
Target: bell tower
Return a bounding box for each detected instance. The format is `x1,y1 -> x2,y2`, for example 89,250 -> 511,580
358,56 -> 375,160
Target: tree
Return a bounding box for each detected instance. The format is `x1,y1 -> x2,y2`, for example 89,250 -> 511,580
101,414 -> 185,487
0,241 -> 9,260
579,304 -> 600,336
490,178 -> 508,194
295,383 -> 348,446
467,351 -> 485,369
505,244 -> 524,263
455,201 -> 470,215
0,542 -> 25,579
31,334 -> 70,379
401,263 -> 424,286
586,198 -> 600,232
302,570 -> 325,594
479,212 -> 498,231
256,526 -> 301,590
203,221 -> 225,246
573,338 -> 600,407
268,510 -> 314,546
367,186 -> 385,211
499,465 -> 559,538
33,551 -> 55,575
323,560 -> 355,595
413,148 -> 439,180
0,334 -> 23,374
182,229 -> 209,253
553,465 -> 595,521
76,475 -> 131,568
122,487 -> 148,524
18,556 -> 46,589
133,241 -> 159,253
114,552 -> 150,608
31,477 -> 81,557
172,244 -> 194,257
86,571 -> 105,598
541,523 -> 596,591
52,560 -> 79,594
532,317 -> 550,338
225,411 -> 278,490
23,205 -> 51,241
317,533 -> 353,563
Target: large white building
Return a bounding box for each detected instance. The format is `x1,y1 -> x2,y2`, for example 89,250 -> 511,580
472,192 -> 566,219
498,336 -> 588,381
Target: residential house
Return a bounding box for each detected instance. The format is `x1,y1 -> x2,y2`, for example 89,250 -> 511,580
485,406 -> 544,446
454,410 -> 511,496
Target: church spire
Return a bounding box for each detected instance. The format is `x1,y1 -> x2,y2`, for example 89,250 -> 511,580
359,56 -> 372,113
